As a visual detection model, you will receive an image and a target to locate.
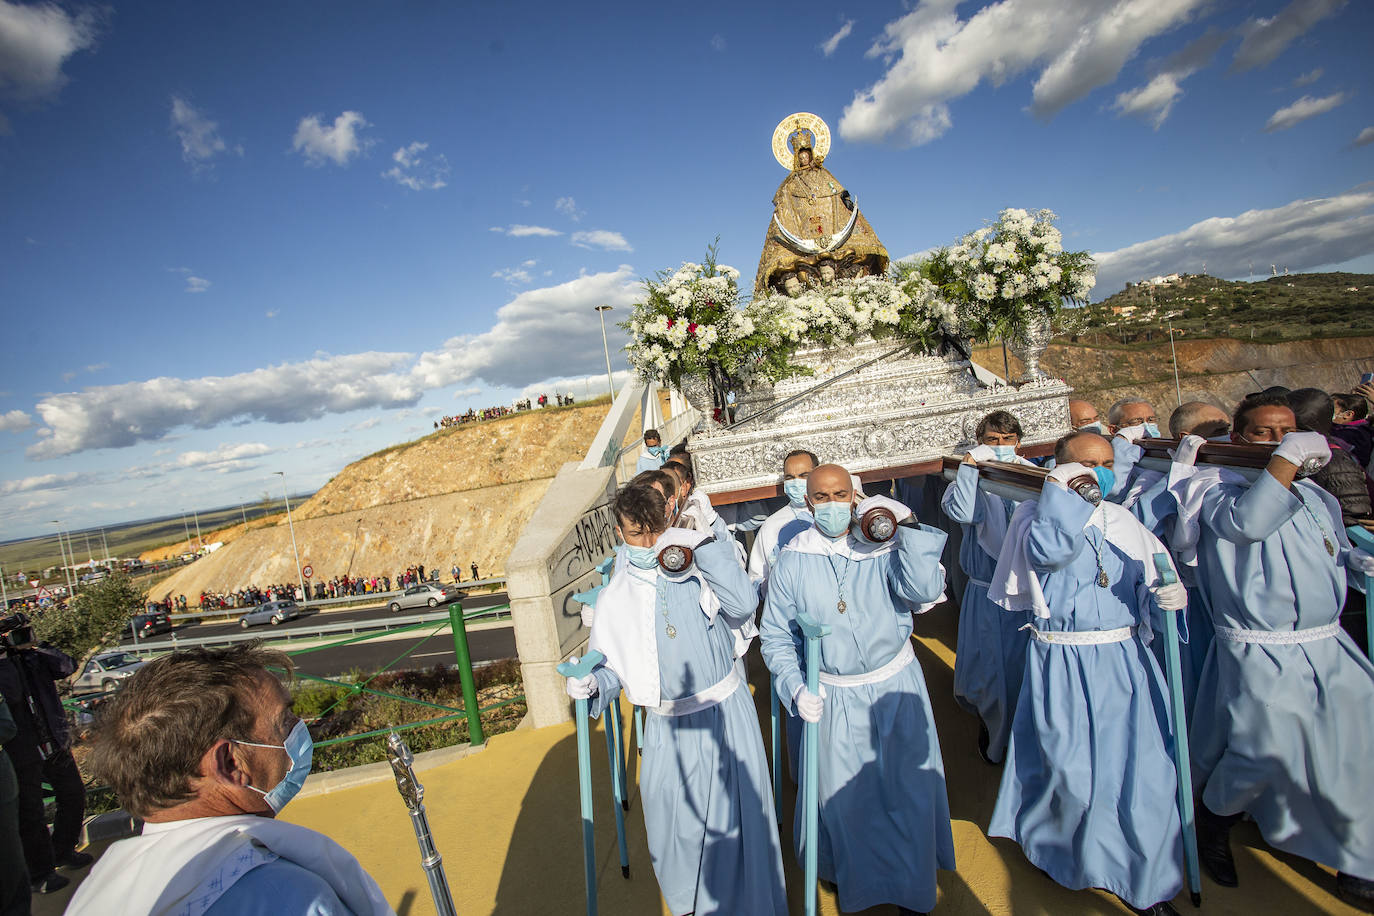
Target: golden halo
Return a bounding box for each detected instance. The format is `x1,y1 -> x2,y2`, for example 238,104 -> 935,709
771,112 -> 831,170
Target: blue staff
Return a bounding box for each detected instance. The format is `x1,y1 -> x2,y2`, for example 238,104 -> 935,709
602,700 -> 630,878
558,651 -> 606,916
1349,526 -> 1374,663
1153,553 -> 1202,908
770,675 -> 783,822
797,612 -> 832,916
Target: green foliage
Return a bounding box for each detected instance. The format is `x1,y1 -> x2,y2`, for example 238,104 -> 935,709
34,571 -> 144,659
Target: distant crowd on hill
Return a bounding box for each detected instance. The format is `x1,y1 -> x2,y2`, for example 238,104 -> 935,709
435,392 -> 577,428
180,560 -> 486,611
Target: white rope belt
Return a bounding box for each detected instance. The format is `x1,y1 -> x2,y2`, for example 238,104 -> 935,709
819,640 -> 915,688
1021,624 -> 1134,646
652,661 -> 744,717
966,577 -> 992,590
1213,621 -> 1341,646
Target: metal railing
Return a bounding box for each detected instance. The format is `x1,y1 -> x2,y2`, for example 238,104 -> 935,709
163,576 -> 509,622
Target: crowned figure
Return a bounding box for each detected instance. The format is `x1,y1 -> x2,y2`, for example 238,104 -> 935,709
754,112 -> 889,299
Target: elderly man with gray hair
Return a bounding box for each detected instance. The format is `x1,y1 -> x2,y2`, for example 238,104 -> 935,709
66,643 -> 392,916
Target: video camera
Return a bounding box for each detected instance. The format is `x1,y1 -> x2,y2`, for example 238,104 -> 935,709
0,612 -> 34,649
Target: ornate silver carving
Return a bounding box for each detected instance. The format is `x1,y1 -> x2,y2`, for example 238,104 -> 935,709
1012,314 -> 1052,383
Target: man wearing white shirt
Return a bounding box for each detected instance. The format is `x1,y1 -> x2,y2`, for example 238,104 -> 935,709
748,449 -> 819,597
67,643 -> 392,916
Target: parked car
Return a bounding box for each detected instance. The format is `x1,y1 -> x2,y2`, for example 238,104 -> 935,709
239,600 -> 300,628
131,612 -> 172,638
73,651 -> 146,692
388,583 -> 466,613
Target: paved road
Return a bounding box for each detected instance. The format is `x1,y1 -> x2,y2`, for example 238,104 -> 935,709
290,624 -> 518,678
118,591 -> 511,646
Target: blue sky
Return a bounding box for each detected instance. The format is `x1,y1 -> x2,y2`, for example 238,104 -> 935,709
1,0 -> 1372,542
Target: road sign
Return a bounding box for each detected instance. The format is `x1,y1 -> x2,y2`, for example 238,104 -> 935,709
302,564 -> 313,579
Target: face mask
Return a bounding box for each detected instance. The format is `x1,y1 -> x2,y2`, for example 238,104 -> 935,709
1206,434 -> 1231,443
238,719 -> 313,813
990,444 -> 1017,462
812,501 -> 853,538
1092,466 -> 1116,498
1077,422 -> 1105,435
648,445 -> 667,458
624,544 -> 659,569
1142,422 -> 1160,439
783,478 -> 809,507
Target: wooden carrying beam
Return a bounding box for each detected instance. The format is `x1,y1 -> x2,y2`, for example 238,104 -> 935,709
939,456 -> 1049,502
1135,437 -> 1276,482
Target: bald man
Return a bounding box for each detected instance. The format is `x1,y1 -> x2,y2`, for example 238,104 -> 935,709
760,464 -> 953,916
1167,402 -> 1230,440
1070,399 -> 1105,434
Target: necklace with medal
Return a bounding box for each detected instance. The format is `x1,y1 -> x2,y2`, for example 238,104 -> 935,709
828,552 -> 853,614
659,585 -> 677,638
1091,511 -> 1110,588
1295,487 -> 1336,557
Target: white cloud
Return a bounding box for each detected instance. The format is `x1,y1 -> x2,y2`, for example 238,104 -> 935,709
451,386 -> 481,400
28,268 -> 644,456
520,369 -> 634,401
346,417 -> 382,432
1092,186 -> 1374,297
1354,127 -> 1374,148
1112,29 -> 1227,129
0,471 -> 93,496
1294,67 -> 1323,87
491,224 -> 562,238
382,141 -> 449,190
555,196 -> 583,221
0,408 -> 31,431
571,229 -> 632,252
292,110 -> 370,166
492,265 -> 533,285
185,275 -> 211,293
820,20 -> 855,57
1264,92 -> 1346,131
709,34 -> 727,52
85,362 -> 107,372
265,309 -> 278,318
176,441 -> 273,470
1232,0 -> 1346,72
170,96 -> 240,170
0,0 -> 99,129
839,0 -> 1206,146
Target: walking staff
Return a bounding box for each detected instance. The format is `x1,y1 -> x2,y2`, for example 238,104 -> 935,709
797,612 -> 831,916
386,732 -> 457,916
558,652 -> 605,916
1153,554 -> 1202,908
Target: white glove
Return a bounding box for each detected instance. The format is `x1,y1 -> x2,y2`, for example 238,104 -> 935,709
1047,462 -> 1091,489
565,664 -> 598,700
965,444 -> 997,464
856,494 -> 914,523
1116,424 -> 1149,444
793,684 -> 826,723
1273,431 -> 1331,471
1347,548 -> 1374,576
1172,434 -> 1206,469
1151,582 -> 1188,612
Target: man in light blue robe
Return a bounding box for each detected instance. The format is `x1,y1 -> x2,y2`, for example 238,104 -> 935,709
1107,397 -> 1164,508
987,432 -> 1185,916
760,464 -> 954,916
1184,393 -> 1374,912
636,429 -> 668,474
940,410 -> 1034,764
567,483 -> 787,916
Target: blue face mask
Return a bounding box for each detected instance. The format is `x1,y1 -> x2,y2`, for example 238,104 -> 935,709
1077,422 -> 1105,435
1206,434 -> 1231,443
783,478 -> 809,507
648,444 -> 667,458
1142,422 -> 1161,439
1093,465 -> 1116,498
990,444 -> 1017,462
624,544 -> 659,569
812,501 -> 853,538
239,719 -> 313,813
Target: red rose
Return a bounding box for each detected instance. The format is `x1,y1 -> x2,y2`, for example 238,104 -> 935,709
687,322 -> 699,334
667,319 -> 675,328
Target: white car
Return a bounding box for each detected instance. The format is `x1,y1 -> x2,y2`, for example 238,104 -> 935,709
73,651 -> 146,693
387,583 -> 466,613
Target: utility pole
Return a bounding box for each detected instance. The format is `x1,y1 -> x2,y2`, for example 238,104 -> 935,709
181,512 -> 192,554
1168,318 -> 1182,409
274,471 -> 306,602
50,521 -> 74,595
240,503 -> 249,527
100,528 -> 110,567
191,508 -> 204,549
594,305 -> 616,398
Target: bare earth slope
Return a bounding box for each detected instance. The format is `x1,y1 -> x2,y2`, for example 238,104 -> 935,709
151,404 -> 610,601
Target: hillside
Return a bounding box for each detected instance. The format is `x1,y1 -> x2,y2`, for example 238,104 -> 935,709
1069,272 -> 1374,343
150,402 -> 619,602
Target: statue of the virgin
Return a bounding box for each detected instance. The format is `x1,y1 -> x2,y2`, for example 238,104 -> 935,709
754,112 -> 889,299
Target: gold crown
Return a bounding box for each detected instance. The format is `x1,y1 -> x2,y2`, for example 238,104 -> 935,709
789,128 -> 815,153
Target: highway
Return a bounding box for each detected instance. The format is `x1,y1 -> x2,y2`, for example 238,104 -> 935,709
119,592 -> 517,678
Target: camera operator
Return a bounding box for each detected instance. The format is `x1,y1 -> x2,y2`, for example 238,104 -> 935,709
1,697 -> 30,915
0,614 -> 91,895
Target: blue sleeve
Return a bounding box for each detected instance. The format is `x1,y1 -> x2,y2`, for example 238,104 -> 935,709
760,555 -> 806,714
588,665 -> 623,719
1109,438 -> 1142,501
1130,472 -> 1175,536
1199,470 -> 1302,544
940,463 -> 984,526
205,858 -> 356,916
694,537 -> 758,625
1026,483 -> 1095,572
886,524 -> 948,606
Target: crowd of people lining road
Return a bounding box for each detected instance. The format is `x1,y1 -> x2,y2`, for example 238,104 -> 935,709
7,376 -> 1374,915
435,391 -> 578,429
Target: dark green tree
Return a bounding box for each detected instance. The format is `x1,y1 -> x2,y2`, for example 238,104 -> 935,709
33,571 -> 144,661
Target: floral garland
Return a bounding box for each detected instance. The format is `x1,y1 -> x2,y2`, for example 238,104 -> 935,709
915,207 -> 1095,342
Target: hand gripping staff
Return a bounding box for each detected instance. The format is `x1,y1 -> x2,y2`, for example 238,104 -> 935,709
1152,554 -> 1202,908
557,651 -> 608,916
797,612 -> 833,916
386,732 -> 457,916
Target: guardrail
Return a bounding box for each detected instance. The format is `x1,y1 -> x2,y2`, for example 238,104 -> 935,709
162,576 -> 509,623
124,602 -> 512,654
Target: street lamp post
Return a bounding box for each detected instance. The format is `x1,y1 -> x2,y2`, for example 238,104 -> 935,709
274,472 -> 307,602
180,512 -> 193,555
191,508 -> 204,550
1168,318 -> 1182,409
594,305 -> 616,399
50,521 -> 75,596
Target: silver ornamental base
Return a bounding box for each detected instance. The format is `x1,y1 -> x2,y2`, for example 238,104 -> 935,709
688,336 -> 1072,495
1012,313 -> 1052,383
